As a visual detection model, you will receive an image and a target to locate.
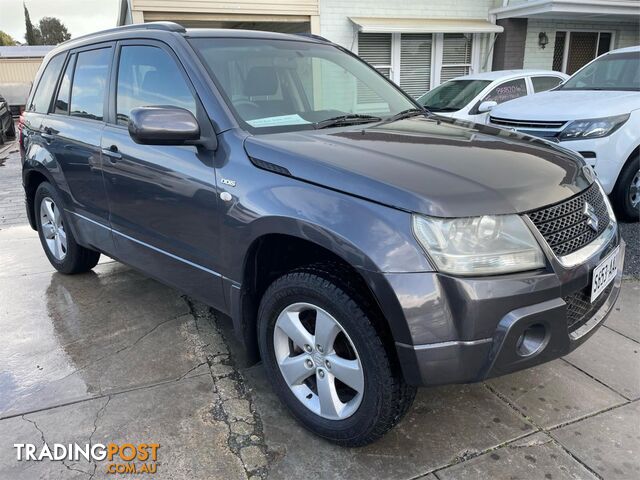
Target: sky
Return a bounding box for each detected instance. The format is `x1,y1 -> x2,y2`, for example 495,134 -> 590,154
0,0 -> 120,43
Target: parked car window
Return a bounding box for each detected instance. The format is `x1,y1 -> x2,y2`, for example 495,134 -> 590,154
70,48 -> 111,121
28,54 -> 65,114
531,76 -> 563,93
561,51 -> 640,91
482,78 -> 527,104
190,38 -> 414,131
416,80 -> 491,112
116,46 -> 196,126
54,55 -> 76,115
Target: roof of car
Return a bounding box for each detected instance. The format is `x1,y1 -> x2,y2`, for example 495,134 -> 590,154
606,45 -> 640,54
450,69 -> 568,82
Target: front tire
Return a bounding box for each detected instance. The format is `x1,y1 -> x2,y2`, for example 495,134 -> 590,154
257,267 -> 416,446
35,182 -> 101,274
612,155 -> 640,222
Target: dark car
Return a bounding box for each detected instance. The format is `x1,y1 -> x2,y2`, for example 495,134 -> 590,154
0,93 -> 16,144
20,22 -> 624,446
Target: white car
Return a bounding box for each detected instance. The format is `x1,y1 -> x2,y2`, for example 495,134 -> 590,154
489,46 -> 640,221
416,70 -> 568,123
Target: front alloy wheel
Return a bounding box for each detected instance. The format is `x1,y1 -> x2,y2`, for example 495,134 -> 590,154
258,267 -> 416,446
274,302 -> 364,420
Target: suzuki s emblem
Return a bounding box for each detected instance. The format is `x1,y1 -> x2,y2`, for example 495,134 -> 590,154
583,202 -> 599,232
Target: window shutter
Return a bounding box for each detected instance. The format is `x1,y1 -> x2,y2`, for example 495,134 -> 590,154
441,33 -> 472,83
357,33 -> 392,78
399,34 -> 432,98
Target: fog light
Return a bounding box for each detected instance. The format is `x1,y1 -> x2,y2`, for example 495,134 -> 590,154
516,324 -> 546,357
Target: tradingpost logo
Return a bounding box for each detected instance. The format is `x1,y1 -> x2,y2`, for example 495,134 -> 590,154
14,442 -> 160,474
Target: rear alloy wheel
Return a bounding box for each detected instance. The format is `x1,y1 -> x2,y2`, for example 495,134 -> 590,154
258,268 -> 416,446
35,182 -> 101,274
40,197 -> 68,261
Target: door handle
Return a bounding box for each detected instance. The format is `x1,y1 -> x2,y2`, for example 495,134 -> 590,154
41,127 -> 54,141
102,145 -> 122,162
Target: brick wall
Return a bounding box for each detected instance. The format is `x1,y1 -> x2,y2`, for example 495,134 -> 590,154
523,19 -> 640,70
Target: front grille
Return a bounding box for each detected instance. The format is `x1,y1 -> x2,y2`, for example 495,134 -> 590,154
490,116 -> 567,130
564,282 -> 613,333
527,183 -> 609,257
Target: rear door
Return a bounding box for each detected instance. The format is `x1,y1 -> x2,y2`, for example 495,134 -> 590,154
101,39 -> 224,308
43,44 -> 115,253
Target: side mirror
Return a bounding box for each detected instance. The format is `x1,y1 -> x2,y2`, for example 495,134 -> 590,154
128,106 -> 200,145
477,101 -> 498,113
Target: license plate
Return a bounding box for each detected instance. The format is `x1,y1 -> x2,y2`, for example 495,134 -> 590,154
591,247 -> 619,302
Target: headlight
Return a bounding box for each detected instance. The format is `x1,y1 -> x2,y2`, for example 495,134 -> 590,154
558,114 -> 629,141
412,214 -> 545,275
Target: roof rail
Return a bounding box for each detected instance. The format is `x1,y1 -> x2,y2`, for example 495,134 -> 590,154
60,21 -> 186,46
295,33 -> 331,43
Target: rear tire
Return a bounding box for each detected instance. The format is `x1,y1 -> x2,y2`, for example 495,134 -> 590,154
612,155 -> 640,222
257,267 -> 416,447
35,182 -> 101,274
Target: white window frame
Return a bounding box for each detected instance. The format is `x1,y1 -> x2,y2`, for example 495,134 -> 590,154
558,29 -> 616,73
357,32 -> 481,91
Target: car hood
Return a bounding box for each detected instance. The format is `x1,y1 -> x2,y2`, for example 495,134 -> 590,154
243,116 -> 591,217
491,90 -> 640,121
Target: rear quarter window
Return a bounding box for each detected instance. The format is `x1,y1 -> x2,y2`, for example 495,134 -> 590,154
531,76 -> 564,93
70,48 -> 111,121
28,54 -> 65,114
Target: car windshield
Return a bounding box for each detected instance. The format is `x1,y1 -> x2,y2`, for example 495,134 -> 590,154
416,80 -> 491,112
189,38 -> 416,132
561,51 -> 640,91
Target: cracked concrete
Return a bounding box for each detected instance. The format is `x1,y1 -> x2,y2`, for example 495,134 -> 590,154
1,140 -> 639,478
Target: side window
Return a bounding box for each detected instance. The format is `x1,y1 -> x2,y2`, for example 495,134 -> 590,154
482,78 -> 527,105
28,54 -> 65,113
531,76 -> 563,93
116,45 -> 196,126
54,55 -> 76,115
70,48 -> 111,121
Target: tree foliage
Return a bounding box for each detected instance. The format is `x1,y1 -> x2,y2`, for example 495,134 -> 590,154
23,3 -> 71,45
0,31 -> 16,46
24,2 -> 39,45
37,17 -> 71,45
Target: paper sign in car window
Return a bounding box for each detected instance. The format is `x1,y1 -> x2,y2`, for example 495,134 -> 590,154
247,114 -> 311,127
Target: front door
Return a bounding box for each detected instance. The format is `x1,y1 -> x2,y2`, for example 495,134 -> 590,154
101,40 -> 224,308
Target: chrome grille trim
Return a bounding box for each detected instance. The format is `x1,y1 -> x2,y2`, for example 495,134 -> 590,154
527,183 -> 612,262
490,116 -> 567,130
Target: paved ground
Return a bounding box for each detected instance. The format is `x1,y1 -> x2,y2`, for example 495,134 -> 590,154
1,135 -> 639,479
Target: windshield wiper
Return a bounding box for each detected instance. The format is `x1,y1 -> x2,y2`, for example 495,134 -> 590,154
372,108 -> 427,127
387,108 -> 427,121
314,114 -> 382,129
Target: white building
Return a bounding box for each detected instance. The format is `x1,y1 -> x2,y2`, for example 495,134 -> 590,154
118,0 -> 640,97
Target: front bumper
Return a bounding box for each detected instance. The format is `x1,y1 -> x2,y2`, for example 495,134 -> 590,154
391,237 -> 625,387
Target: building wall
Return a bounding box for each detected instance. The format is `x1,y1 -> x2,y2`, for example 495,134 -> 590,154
319,0 -> 497,70
0,58 -> 43,84
492,18 -> 528,70
130,0 -> 320,30
523,19 -> 640,70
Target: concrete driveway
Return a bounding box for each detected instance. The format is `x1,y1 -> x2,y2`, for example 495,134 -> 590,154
1,137 -> 639,479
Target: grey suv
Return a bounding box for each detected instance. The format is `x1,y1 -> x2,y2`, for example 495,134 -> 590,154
20,22 -> 624,446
